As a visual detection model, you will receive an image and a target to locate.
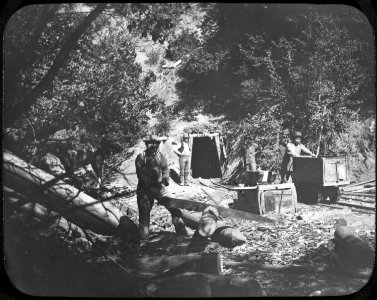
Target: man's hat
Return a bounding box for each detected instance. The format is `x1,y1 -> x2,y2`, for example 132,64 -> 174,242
143,134 -> 161,143
182,133 -> 189,139
294,131 -> 302,137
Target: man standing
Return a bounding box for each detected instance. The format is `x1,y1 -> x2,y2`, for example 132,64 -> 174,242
279,128 -> 291,183
173,133 -> 191,186
282,131 -> 316,182
135,134 -> 187,247
244,139 -> 260,186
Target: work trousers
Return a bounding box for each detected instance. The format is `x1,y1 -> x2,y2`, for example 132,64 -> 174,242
179,155 -> 190,184
136,183 -> 186,240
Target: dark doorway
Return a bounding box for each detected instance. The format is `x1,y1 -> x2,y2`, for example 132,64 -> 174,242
191,137 -> 222,178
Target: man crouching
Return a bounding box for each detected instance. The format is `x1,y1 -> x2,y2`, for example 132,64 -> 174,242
135,134 -> 188,247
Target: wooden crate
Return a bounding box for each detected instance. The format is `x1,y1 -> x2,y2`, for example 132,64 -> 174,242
293,156 -> 350,187
234,183 -> 297,215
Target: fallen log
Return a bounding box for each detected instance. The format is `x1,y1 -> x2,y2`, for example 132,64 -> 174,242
144,272 -> 262,297
179,209 -> 246,248
198,206 -> 219,237
224,261 -> 372,279
3,150 -> 123,236
332,219 -> 375,269
123,253 -> 222,275
4,186 -> 94,238
160,196 -> 275,224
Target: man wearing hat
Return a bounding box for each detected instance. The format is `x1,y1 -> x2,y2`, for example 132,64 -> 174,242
279,128 -> 292,183
135,134 -> 187,247
282,131 -> 316,182
173,133 -> 191,186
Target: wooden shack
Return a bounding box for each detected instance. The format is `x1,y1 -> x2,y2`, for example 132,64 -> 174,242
187,133 -> 227,179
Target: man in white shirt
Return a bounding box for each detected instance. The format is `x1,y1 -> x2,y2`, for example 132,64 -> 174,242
173,133 -> 191,186
283,131 -> 316,182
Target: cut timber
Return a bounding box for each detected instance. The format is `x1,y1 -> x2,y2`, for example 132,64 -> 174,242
179,209 -> 246,247
333,219 -> 375,268
123,253 -> 222,275
198,206 -> 219,237
160,196 -> 275,224
3,150 -> 123,236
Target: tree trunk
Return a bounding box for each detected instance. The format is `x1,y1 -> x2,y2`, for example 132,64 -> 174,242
3,150 -> 122,235
144,272 -> 262,297
159,196 -> 275,224
124,253 -> 222,275
179,209 -> 246,247
333,223 -> 374,268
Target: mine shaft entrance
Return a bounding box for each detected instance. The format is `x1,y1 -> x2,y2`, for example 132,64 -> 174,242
191,136 -> 222,179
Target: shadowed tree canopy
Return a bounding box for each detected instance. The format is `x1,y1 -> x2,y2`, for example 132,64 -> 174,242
171,4 -> 374,164
3,3 -> 190,155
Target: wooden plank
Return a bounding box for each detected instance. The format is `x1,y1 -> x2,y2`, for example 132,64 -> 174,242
159,197 -> 275,224
335,201 -> 375,211
341,192 -> 376,198
318,203 -> 345,210
344,179 -> 375,188
340,196 -> 375,204
350,187 -> 376,193
364,183 -> 376,188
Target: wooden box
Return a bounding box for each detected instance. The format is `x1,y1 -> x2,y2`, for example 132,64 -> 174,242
293,156 -> 350,187
234,183 -> 297,215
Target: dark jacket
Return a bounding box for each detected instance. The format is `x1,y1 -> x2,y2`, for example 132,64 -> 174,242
135,150 -> 169,187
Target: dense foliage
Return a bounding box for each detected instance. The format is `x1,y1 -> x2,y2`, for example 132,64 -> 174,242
3,4 -> 374,173
3,4 -> 185,158
173,4 -> 375,164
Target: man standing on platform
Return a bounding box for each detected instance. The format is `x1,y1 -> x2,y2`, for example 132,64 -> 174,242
282,131 -> 316,183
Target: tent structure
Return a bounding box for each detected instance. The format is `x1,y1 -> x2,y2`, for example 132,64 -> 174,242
188,133 -> 227,179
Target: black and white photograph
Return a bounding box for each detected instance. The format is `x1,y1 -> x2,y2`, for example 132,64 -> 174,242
2,3 -> 376,298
